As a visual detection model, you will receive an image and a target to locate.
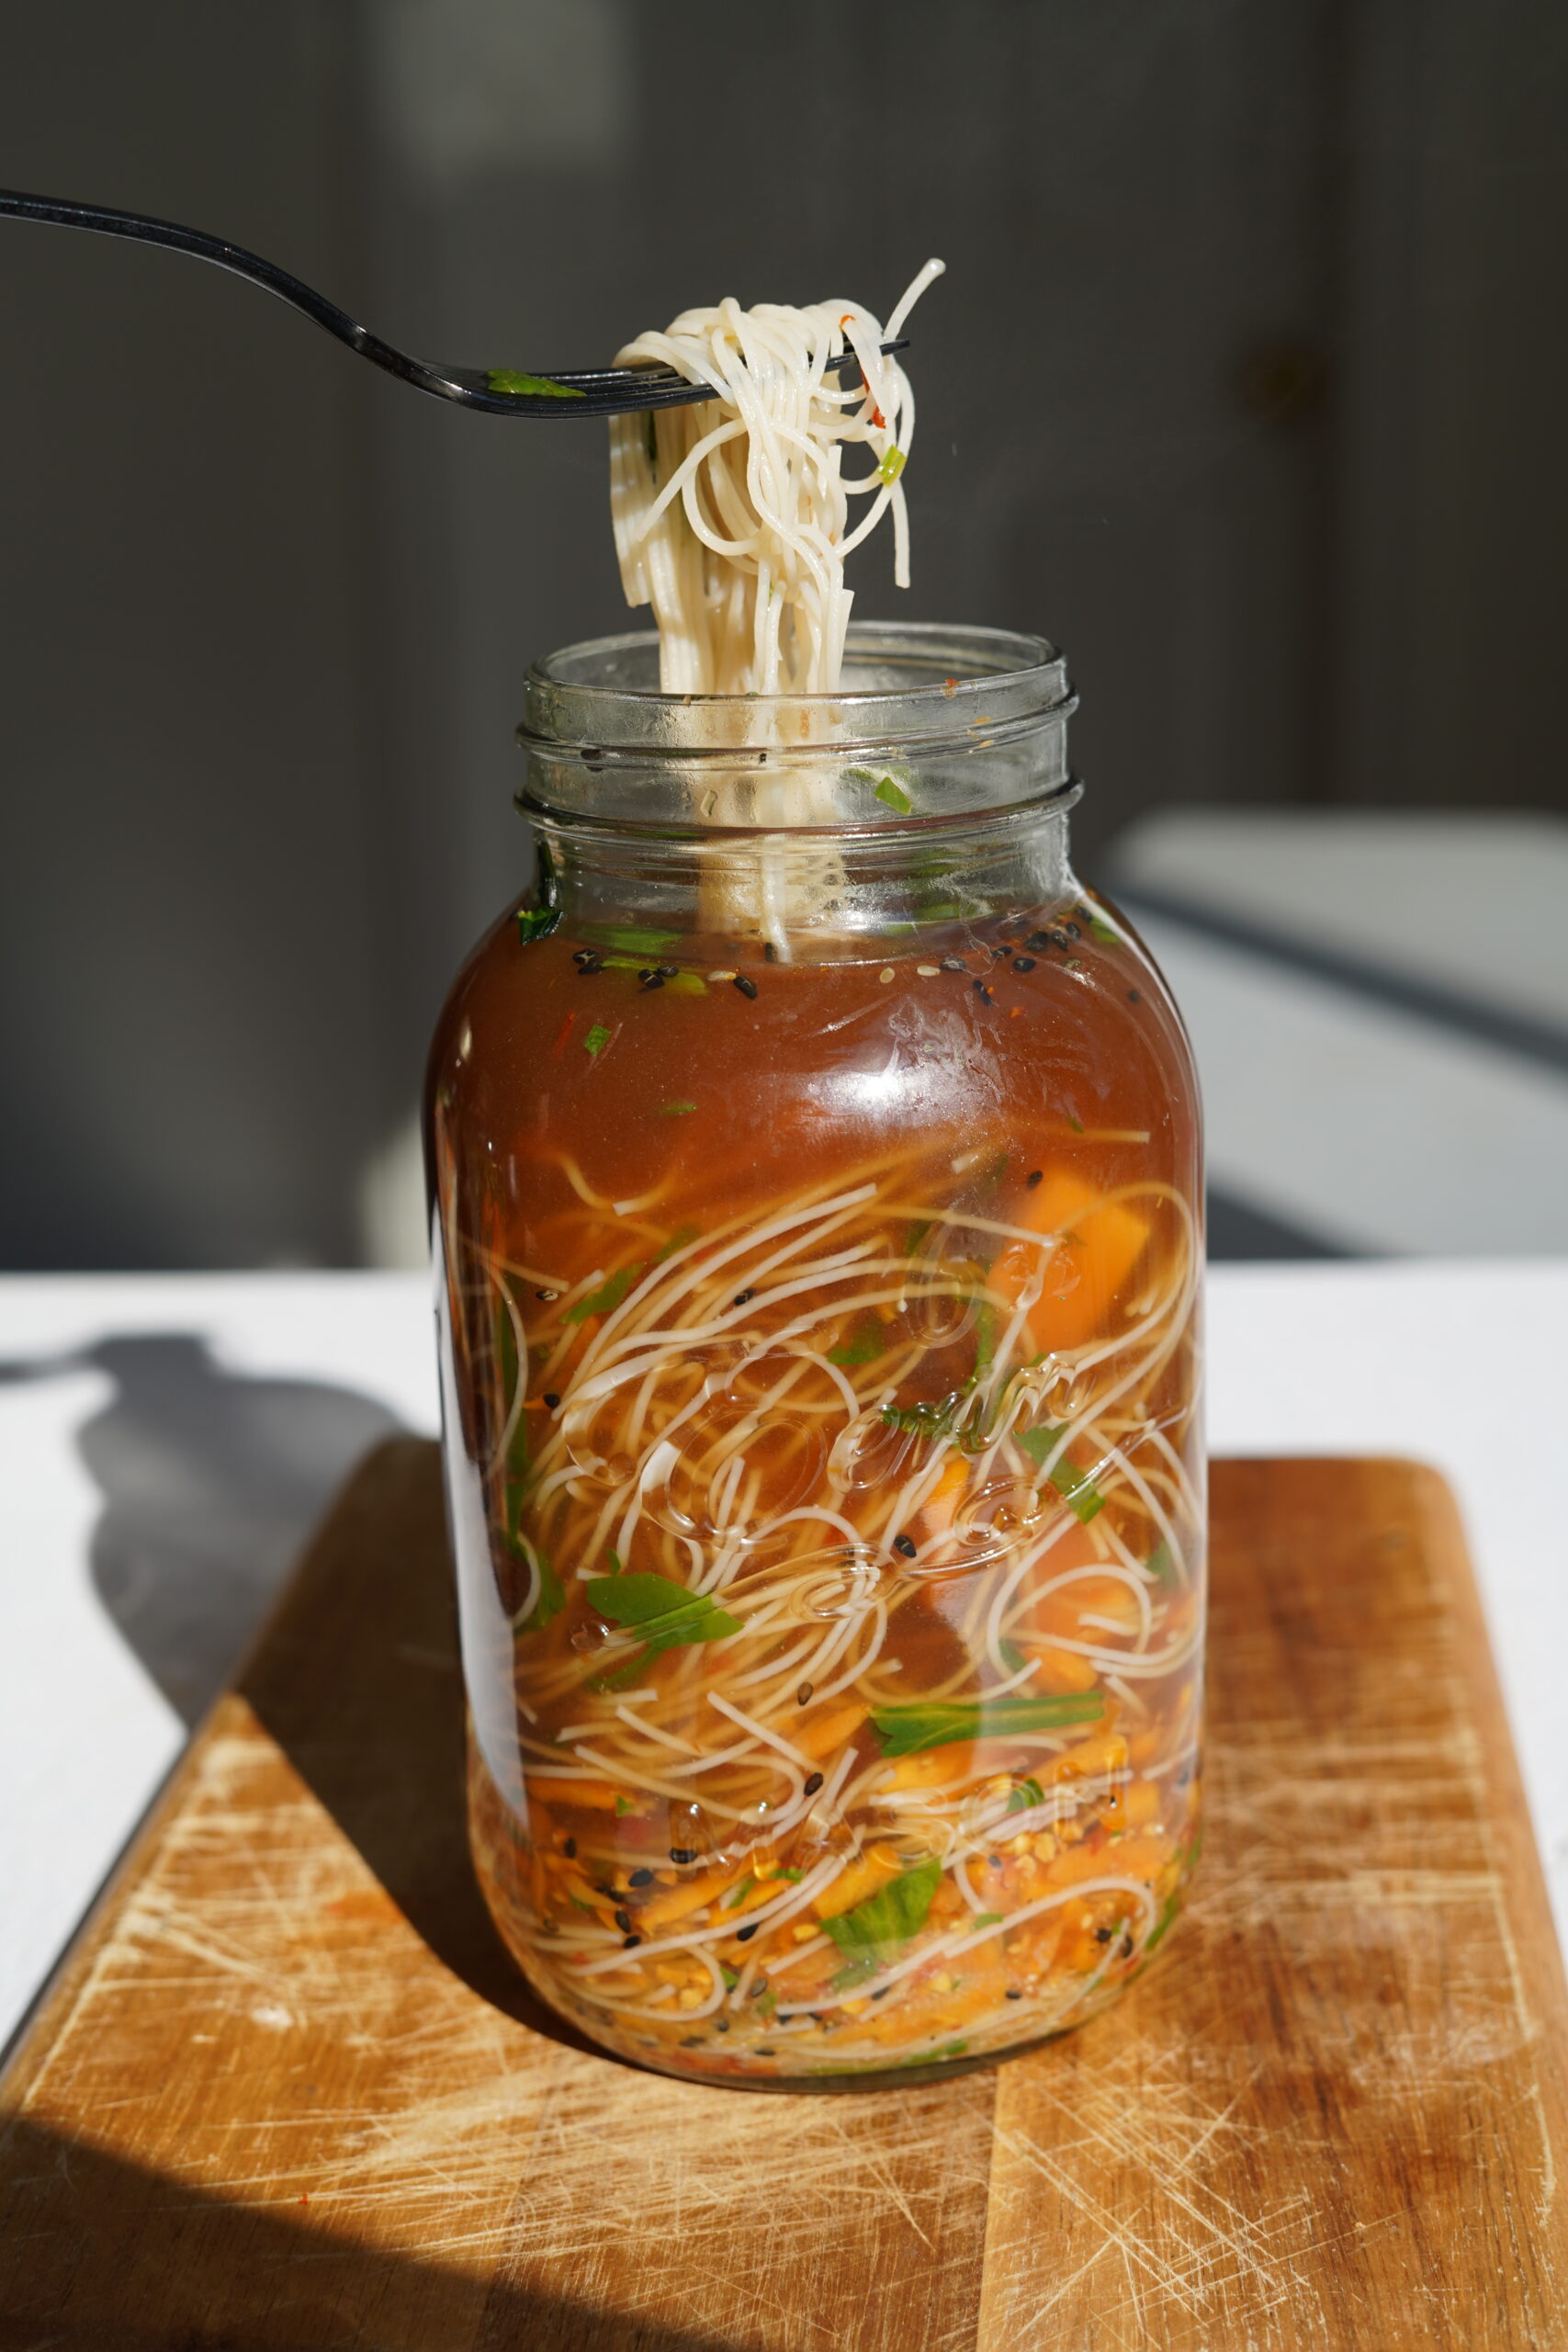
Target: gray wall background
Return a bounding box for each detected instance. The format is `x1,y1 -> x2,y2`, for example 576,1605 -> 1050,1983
3,0 -> 1564,1269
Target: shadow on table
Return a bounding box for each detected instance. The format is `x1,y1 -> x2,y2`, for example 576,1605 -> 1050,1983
0,2116 -> 739,2351
0,1329 -> 403,1726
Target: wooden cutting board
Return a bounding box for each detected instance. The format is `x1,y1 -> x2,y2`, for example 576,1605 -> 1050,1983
3,1443 -> 1566,2351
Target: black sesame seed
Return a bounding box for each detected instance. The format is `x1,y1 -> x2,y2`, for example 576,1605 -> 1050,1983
1046,928 -> 1071,950
615,1908 -> 634,1933
732,1288 -> 755,1306
639,971 -> 664,989
1065,921 -> 1081,940
716,2018 -> 730,2032
1005,1986 -> 1023,2000
737,1922 -> 759,1942
571,948 -> 592,964
1094,1925 -> 1114,1945
629,1868 -> 653,1887
893,1533 -> 917,1559
1128,988 -> 1141,1003
754,2045 -> 776,2055
974,981 -> 995,1004
679,2034 -> 705,2047
804,1771 -> 824,1796
733,974 -> 759,1000
536,1286 -> 559,1300
593,1882 -> 615,1897
655,964 -> 679,979
871,1987 -> 889,2000
544,1392 -> 560,1410
1026,930 -> 1052,951
562,1837 -> 577,1859
1012,956 -> 1037,973
623,1933 -> 641,1949
1025,1170 -> 1043,1188
796,1680 -> 814,1705
989,944 -> 1010,960
576,953 -> 603,975
670,1849 -> 697,1865
763,941 -> 778,963
987,1854 -> 1004,1871
1120,1934 -> 1134,1959
941,956 -> 967,973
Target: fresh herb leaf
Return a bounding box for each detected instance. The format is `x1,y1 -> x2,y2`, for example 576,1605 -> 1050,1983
1015,1424 -> 1107,1523
586,1569 -> 742,1686
755,1984 -> 776,2018
1066,1114 -> 1084,1136
1146,1537 -> 1175,1585
831,1956 -> 877,1993
583,1023 -> 612,1058
872,1691 -> 1103,1758
1085,914 -> 1120,946
972,1911 -> 1006,1930
486,369 -> 586,399
656,1223 -> 701,1263
874,774 -> 912,814
517,906 -> 562,944
973,1301 -> 997,1378
876,445 -> 908,483
775,1867 -> 804,1883
604,1547 -> 623,1573
564,1263 -> 646,1323
822,1858 -> 941,1968
615,1794 -> 634,1815
719,1962 -> 739,1990
1007,1777 -> 1045,1816
579,923 -> 682,955
903,1219 -> 932,1257
514,1553 -> 565,1635
828,1321 -> 884,1367
998,1639 -> 1028,1674
659,1099 -> 698,1118
724,1875 -> 756,1909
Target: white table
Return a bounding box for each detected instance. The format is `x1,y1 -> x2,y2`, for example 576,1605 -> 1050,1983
5,1264 -> 1566,2062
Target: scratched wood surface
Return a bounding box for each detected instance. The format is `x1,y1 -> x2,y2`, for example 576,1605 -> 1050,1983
3,1443 -> 1566,2352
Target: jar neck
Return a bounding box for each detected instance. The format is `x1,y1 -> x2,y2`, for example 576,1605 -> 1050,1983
515,622 -> 1081,960
532,795 -> 1081,964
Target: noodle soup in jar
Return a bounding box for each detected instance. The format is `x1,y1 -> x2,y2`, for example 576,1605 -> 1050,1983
426,624 -> 1204,2086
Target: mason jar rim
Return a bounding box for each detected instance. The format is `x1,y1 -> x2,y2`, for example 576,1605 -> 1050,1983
519,621 -> 1071,758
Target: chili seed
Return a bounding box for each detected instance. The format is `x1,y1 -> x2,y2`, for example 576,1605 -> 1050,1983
737,1922 -> 759,1942
1005,1987 -> 1023,2000
615,1908 -> 634,1934
893,1533 -> 917,1559
670,1849 -> 697,1865
1012,956 -> 1037,973
544,1392 -> 560,1409
733,974 -> 759,1000
623,1933 -> 641,1949
796,1681 -> 814,1706
562,1838 -> 577,1859
629,1868 -> 653,1887
804,1771 -> 824,1796
1025,1170 -> 1043,1188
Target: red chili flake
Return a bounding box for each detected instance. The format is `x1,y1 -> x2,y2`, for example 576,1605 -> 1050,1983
870,405 -> 886,429
299,2191 -> 310,2206
840,312 -> 855,329
552,1012 -> 575,1057
942,677 -> 959,695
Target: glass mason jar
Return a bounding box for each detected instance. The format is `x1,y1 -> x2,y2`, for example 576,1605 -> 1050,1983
426,622 -> 1204,2089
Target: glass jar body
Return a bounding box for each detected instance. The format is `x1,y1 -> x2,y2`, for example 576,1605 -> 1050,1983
426,628 -> 1204,2088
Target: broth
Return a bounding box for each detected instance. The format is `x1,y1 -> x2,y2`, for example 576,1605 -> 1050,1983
428,889 -> 1202,2082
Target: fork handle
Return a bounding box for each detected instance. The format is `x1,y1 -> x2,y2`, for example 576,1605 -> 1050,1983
0,187 -> 443,399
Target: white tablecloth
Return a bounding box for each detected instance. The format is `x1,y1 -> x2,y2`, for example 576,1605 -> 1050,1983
4,1262 -> 1565,2059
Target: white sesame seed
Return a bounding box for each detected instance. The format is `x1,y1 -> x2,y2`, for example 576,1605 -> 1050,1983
917,964 -> 940,977
708,970 -> 737,983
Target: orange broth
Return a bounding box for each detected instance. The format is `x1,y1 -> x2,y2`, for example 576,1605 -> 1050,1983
427,890 -> 1202,2083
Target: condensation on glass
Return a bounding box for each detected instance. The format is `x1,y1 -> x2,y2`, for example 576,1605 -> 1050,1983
426,625 -> 1204,2087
